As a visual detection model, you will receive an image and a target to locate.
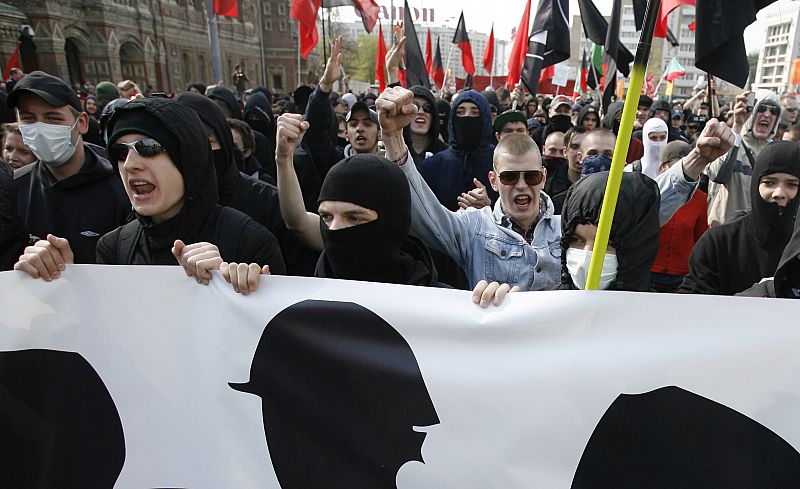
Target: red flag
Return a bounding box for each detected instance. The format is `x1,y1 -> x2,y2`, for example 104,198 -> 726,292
398,68 -> 407,87
326,0 -> 380,33
432,37 -> 444,88
425,28 -> 433,76
452,12 -> 475,76
580,49 -> 588,94
3,44 -> 20,80
291,0 -> 321,59
376,23 -> 387,92
688,19 -> 696,31
506,0 -> 532,89
213,0 -> 238,17
655,0 -> 695,38
482,24 -> 495,75
539,65 -> 555,85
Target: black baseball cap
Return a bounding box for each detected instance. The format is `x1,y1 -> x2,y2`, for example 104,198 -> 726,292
7,71 -> 82,112
346,101 -> 378,124
493,109 -> 527,133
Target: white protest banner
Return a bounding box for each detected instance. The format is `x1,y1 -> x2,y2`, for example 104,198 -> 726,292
2,265 -> 800,487
552,63 -> 572,88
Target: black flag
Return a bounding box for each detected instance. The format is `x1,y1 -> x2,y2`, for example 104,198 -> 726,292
696,0 -> 777,87
520,0 -> 570,94
403,0 -> 430,89
602,0 -> 623,112
577,0 -> 633,77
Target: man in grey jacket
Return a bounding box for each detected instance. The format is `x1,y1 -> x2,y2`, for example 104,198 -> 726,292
376,87 -> 736,292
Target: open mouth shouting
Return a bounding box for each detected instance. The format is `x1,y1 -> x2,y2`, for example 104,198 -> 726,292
513,194 -> 532,210
129,179 -> 156,201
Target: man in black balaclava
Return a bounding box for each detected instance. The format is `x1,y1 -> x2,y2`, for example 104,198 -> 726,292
681,140 -> 800,295
242,88 -> 278,182
206,86 -> 242,120
531,94 -> 574,149
273,113 -> 444,287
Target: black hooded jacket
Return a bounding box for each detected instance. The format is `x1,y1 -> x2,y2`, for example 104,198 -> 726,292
243,90 -> 277,182
602,101 -> 644,163
14,142 -> 130,264
738,217 -> 800,298
0,162 -> 28,271
681,141 -> 800,296
557,171 -> 661,291
404,86 -> 449,165
96,97 -> 285,272
576,105 -> 599,128
177,92 -> 315,276
206,86 -> 242,120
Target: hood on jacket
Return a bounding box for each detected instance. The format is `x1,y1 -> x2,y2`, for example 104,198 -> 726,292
601,102 -> 625,134
577,105 -> 599,126
403,85 -> 442,151
448,90 -> 494,153
744,89 -> 782,142
772,215 -> 800,298
206,86 -> 243,120
176,92 -> 240,200
746,140 -> 800,247
243,91 -> 276,144
107,97 -> 218,244
560,171 -> 661,291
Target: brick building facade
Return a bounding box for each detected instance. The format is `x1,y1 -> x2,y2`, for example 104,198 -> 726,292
0,0 -> 309,94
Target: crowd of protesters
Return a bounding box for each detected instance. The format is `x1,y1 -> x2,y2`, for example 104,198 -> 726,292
2,34 -> 799,302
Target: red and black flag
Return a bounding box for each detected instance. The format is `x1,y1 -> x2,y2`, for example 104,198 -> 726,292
577,0 -> 633,77
602,0 -> 623,112
403,0 -> 431,89
453,11 -> 475,76
521,0 -> 570,94
325,0 -> 380,33
696,0 -> 777,87
425,28 -> 433,76
432,37 -> 445,88
291,0 -> 321,59
483,24 -> 495,75
376,22 -> 387,92
632,0 -> 682,46
579,49 -> 589,95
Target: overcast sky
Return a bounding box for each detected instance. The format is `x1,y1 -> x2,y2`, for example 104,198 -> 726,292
336,0 -> 800,54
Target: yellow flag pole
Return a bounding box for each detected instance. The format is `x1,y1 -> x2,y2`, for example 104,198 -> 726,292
585,0 -> 662,290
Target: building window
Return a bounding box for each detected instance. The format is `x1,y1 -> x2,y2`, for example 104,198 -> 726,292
263,2 -> 270,15
273,73 -> 283,90
278,3 -> 285,15
279,20 -> 287,31
266,19 -> 272,30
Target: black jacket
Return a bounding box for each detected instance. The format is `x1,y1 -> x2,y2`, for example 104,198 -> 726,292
0,162 -> 28,270
303,86 -> 345,181
681,141 -> 800,296
243,91 -> 277,183
404,85 -> 449,166
206,86 -> 242,119
97,97 -> 285,273
544,163 -> 574,215
557,171 -> 661,291
315,235 -> 447,287
738,217 -> 800,298
14,143 -> 130,264
177,92 -> 316,276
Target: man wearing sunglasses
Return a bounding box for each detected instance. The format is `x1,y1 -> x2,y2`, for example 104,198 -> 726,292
8,71 -> 129,264
707,89 -> 782,226
406,86 -> 448,166
376,86 -> 735,292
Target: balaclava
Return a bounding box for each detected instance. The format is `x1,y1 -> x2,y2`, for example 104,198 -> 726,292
317,154 -> 415,283
641,117 -> 669,179
747,140 -> 800,247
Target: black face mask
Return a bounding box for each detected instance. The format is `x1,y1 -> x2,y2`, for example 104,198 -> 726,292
542,156 -> 568,174
453,116 -> 483,151
337,136 -> 349,149
320,218 -> 412,283
612,119 -> 622,135
549,114 -> 573,133
212,148 -> 233,178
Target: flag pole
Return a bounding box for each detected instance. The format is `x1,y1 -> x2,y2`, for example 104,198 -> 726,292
585,0 -> 662,290
441,42 -> 454,97
321,0 -> 328,61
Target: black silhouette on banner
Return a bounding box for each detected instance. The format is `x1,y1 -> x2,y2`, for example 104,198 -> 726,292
231,299 -> 440,488
571,386 -> 800,487
0,349 -> 125,487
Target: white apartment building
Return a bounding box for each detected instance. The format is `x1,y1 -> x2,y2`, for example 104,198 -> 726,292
753,3 -> 800,93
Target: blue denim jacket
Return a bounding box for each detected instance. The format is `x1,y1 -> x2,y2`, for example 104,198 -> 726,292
402,157 -> 562,291
400,151 -> 698,291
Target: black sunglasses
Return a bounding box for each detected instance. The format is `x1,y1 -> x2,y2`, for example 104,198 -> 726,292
414,102 -> 434,114
756,104 -> 779,114
496,169 -> 544,186
109,138 -> 166,163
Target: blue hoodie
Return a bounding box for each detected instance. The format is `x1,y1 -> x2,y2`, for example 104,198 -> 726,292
418,90 -> 498,211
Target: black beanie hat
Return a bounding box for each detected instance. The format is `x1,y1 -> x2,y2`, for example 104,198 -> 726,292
318,154 -> 411,229
107,108 -> 182,169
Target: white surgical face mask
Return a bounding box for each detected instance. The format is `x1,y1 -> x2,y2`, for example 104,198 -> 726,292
19,119 -> 79,167
566,248 -> 618,290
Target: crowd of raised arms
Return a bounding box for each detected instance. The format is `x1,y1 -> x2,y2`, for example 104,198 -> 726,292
2,35 -> 799,304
